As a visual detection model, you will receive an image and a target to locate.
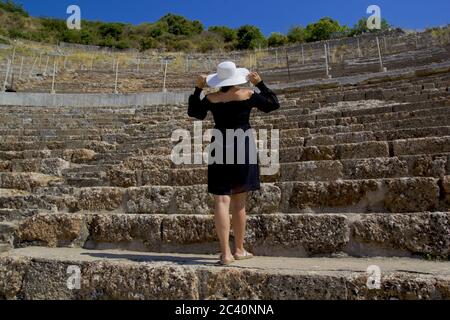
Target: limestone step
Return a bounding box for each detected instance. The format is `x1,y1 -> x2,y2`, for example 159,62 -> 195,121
1,247 -> 449,299
1,177 -> 448,214
0,173 -> 63,191
109,154 -> 450,187
0,209 -> 39,222
0,221 -> 18,251
13,212 -> 450,258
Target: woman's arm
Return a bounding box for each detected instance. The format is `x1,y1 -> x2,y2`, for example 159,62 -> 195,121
253,80 -> 280,113
188,75 -> 209,120
188,86 -> 209,120
248,72 -> 280,113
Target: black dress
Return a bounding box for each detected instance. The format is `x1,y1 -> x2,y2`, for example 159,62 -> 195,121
188,81 -> 280,195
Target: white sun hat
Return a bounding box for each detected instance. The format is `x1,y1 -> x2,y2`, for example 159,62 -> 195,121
206,61 -> 250,88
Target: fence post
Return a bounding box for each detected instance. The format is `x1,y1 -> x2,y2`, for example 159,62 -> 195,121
376,36 -> 385,72
44,56 -> 50,76
162,59 -> 168,92
38,52 -> 43,68
51,59 -> 57,94
114,60 -> 119,94
11,47 -> 16,74
301,44 -> 305,65
324,43 -> 330,78
285,49 -> 291,81
357,38 -> 362,58
18,56 -> 24,80
2,59 -> 11,92
29,56 -> 38,78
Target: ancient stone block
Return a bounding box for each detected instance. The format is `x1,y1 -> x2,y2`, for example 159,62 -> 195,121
246,214 -> 349,256
126,186 -> 174,214
281,160 -> 343,181
336,142 -> 389,159
393,137 -> 450,156
16,213 -> 89,247
351,212 -> 450,257
383,178 -> 439,212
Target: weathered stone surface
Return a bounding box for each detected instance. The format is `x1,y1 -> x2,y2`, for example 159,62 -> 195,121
281,161 -> 343,181
442,175 -> 450,207
126,186 -> 175,214
88,214 -> 162,246
351,213 -> 450,257
384,178 -> 439,212
108,168 -> 137,188
341,158 -> 408,179
246,214 -> 349,256
62,149 -> 96,163
161,215 -> 217,244
35,158 -> 71,176
16,213 -> 89,247
0,256 -> 29,299
402,155 -> 448,178
69,187 -> 124,212
284,180 -> 380,212
0,173 -> 62,191
302,146 -> 336,161
336,142 -> 389,159
170,168 -> 207,185
172,186 -> 214,215
393,137 -> 450,156
247,184 -> 282,214
1,250 -> 449,300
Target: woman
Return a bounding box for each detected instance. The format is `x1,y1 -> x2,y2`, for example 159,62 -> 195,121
188,61 -> 280,265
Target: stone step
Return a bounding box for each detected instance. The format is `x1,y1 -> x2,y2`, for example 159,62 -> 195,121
1,247 -> 449,299
107,153 -> 450,187
0,140 -> 116,153
1,100 -> 447,132
0,173 -> 63,192
2,177 -> 448,214
12,212 -> 450,258
0,221 -> 18,251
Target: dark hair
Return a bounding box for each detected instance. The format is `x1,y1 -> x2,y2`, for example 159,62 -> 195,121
220,85 -> 234,93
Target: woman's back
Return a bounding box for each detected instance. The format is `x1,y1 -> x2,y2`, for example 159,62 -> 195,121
188,81 -> 280,130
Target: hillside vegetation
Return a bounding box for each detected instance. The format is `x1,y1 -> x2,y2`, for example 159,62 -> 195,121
0,0 -> 396,52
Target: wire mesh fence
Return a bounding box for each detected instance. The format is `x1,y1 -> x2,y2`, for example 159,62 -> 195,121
1,28 -> 449,94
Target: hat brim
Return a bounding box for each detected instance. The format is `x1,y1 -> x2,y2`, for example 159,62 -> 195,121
206,68 -> 250,88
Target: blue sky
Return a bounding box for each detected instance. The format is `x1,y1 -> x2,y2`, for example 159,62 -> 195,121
17,0 -> 450,36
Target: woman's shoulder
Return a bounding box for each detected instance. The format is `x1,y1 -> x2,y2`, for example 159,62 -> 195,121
206,88 -> 254,104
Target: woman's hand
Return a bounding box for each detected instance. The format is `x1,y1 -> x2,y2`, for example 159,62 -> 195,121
248,71 -> 262,85
196,75 -> 207,89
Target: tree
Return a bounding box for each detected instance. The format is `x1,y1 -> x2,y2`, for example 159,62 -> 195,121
209,26 -> 237,43
159,14 -> 204,36
305,17 -> 342,42
287,26 -> 306,43
236,25 -> 266,50
351,17 -> 391,36
99,23 -> 125,40
0,0 -> 28,16
267,32 -> 288,47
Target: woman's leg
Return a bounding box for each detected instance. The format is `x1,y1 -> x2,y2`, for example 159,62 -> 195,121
214,195 -> 233,261
230,192 -> 248,256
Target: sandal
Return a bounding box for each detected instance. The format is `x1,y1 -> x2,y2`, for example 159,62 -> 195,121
233,250 -> 254,261
217,254 -> 235,266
